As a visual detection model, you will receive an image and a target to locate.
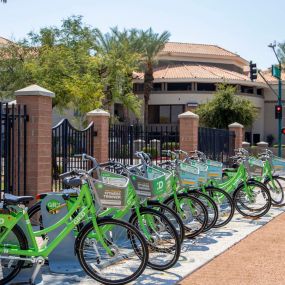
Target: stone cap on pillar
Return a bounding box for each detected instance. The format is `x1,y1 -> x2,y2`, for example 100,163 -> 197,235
87,109 -> 110,117
178,111 -> 199,119
228,122 -> 244,128
256,141 -> 269,147
242,141 -> 250,147
15,84 -> 55,98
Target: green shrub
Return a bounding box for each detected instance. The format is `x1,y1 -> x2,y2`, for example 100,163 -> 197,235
162,142 -> 179,150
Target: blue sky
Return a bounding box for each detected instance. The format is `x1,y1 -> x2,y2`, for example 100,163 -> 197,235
0,0 -> 284,69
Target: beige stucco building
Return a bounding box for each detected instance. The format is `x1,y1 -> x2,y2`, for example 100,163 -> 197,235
1,36 -> 284,145
122,42 -> 283,145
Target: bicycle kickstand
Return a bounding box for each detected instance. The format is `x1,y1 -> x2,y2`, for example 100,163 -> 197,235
29,257 -> 45,285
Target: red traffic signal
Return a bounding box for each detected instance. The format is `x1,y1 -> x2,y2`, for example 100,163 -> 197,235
281,128 -> 285,135
275,105 -> 282,119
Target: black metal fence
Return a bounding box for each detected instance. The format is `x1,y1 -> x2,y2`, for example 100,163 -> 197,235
198,127 -> 235,163
0,103 -> 28,196
109,124 -> 179,165
52,119 -> 94,191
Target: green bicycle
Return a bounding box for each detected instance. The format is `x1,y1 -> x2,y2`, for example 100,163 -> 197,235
28,154 -> 181,271
0,168 -> 149,285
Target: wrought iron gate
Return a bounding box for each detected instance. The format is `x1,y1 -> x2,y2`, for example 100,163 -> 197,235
0,102 -> 28,196
198,127 -> 235,163
52,119 -> 94,191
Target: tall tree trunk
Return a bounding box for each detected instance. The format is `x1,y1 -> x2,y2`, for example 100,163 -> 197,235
144,66 -> 153,126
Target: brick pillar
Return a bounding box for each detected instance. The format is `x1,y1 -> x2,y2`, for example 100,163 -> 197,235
15,84 -> 54,196
178,111 -> 199,153
229,122 -> 244,149
87,109 -> 110,163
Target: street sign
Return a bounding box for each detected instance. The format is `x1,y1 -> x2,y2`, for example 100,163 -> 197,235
272,65 -> 281,79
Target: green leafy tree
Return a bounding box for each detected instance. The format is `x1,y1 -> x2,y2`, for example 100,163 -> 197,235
137,28 -> 170,125
95,27 -> 142,120
196,83 -> 257,129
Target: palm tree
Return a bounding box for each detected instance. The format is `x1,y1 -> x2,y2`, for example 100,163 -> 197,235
138,28 -> 170,125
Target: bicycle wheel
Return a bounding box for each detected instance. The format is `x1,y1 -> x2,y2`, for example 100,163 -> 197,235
164,193 -> 208,238
129,207 -> 181,271
205,187 -> 235,228
234,181 -> 271,218
187,190 -> 218,232
0,225 -> 28,285
264,176 -> 285,206
147,200 -> 185,242
76,218 -> 148,285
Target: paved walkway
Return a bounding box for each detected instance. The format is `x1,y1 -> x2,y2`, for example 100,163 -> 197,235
179,211 -> 285,285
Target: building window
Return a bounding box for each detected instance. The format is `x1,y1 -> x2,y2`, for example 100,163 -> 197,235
133,83 -> 144,92
257,88 -> 263,95
153,83 -> 162,91
167,83 -> 192,91
241,85 -> 254,94
148,105 -> 184,124
197,83 -> 216,91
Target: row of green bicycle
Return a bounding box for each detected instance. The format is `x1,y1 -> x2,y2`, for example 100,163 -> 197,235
0,147 -> 284,285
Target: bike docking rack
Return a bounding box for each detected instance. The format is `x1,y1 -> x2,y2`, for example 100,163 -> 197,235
271,156 -> 285,175
40,193 -> 83,274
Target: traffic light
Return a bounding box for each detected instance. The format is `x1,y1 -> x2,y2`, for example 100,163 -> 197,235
249,61 -> 257,81
281,128 -> 285,135
275,105 -> 282,119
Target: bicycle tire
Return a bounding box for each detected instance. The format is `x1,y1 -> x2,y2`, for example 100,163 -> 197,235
76,218 -> 148,285
129,207 -> 181,271
187,189 -> 218,232
264,176 -> 285,206
205,187 -> 235,228
147,200 -> 185,242
163,193 -> 208,238
233,181 -> 271,218
0,224 -> 28,285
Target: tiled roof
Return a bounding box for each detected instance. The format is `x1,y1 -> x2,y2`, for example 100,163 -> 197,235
0,37 -> 11,46
257,69 -> 285,83
160,42 -> 238,57
133,64 -> 252,82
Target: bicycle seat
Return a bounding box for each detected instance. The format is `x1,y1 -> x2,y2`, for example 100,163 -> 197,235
4,193 -> 34,205
62,188 -> 79,196
63,177 -> 81,188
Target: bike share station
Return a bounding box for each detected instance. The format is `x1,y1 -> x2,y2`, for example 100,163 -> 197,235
3,149 -> 285,285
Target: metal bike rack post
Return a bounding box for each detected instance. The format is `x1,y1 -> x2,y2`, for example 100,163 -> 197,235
41,194 -> 83,273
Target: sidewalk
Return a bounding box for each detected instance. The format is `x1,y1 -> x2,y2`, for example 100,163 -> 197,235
179,211 -> 285,285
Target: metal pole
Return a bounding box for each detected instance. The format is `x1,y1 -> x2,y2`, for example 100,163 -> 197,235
278,62 -> 282,157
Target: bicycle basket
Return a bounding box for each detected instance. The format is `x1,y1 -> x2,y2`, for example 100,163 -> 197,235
130,166 -> 166,199
151,165 -> 174,195
94,169 -> 129,208
177,162 -> 199,188
206,160 -> 223,180
187,160 -> 208,184
272,156 -> 285,173
248,157 -> 264,177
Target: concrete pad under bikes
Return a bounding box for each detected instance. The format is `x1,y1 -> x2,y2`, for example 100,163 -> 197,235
10,206 -> 285,285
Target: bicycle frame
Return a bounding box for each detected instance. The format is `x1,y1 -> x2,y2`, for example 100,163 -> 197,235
0,183 -> 113,258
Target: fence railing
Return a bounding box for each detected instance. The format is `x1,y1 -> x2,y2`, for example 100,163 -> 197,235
198,127 -> 235,163
52,119 -> 94,191
0,102 -> 28,196
109,124 -> 179,165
